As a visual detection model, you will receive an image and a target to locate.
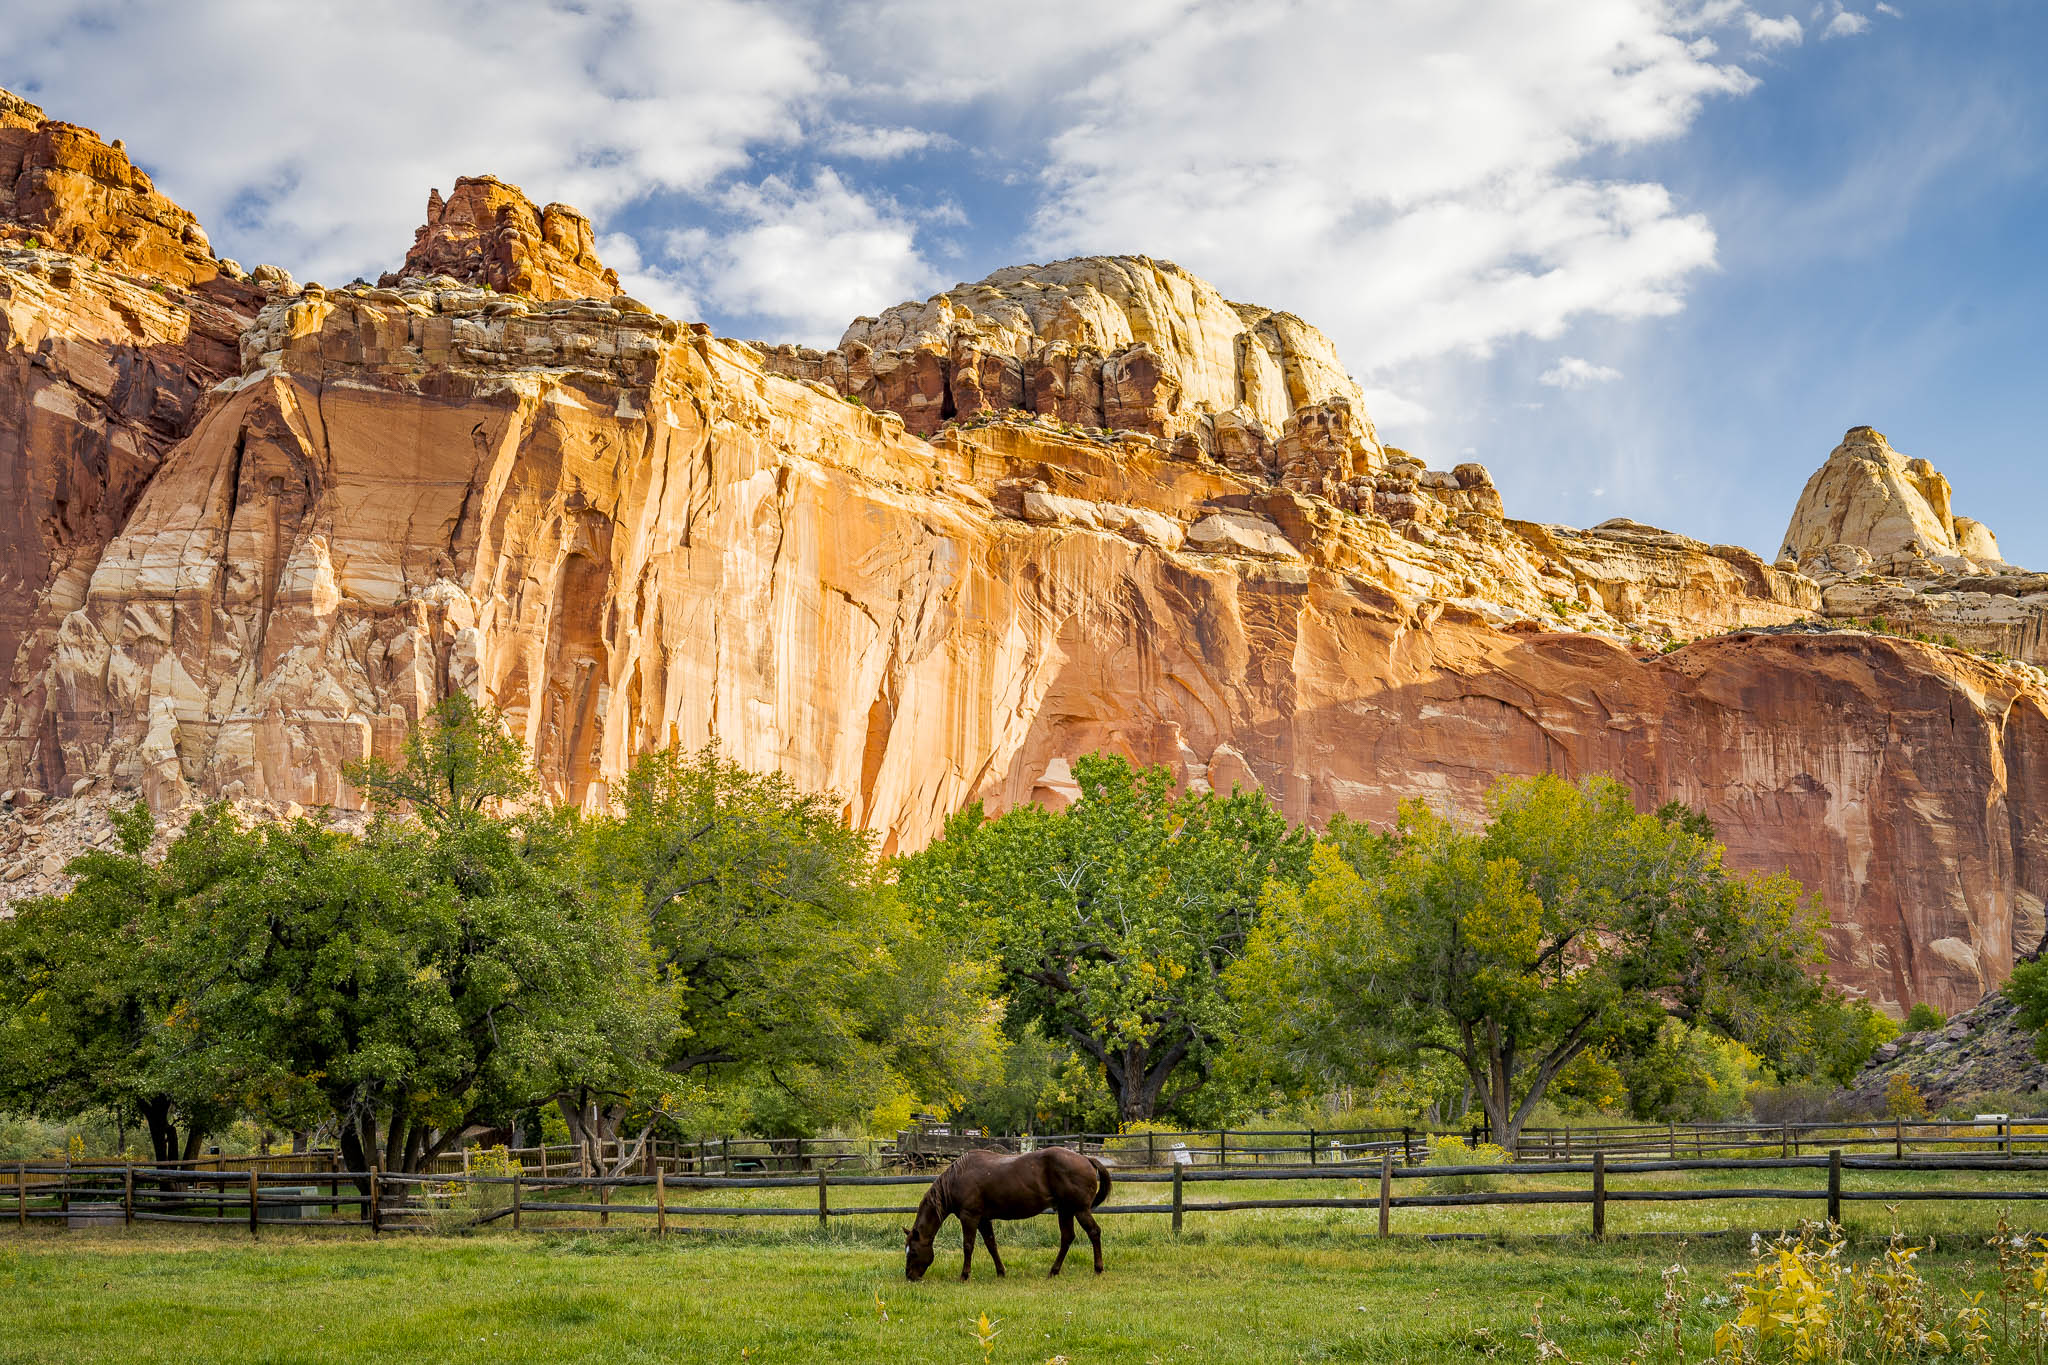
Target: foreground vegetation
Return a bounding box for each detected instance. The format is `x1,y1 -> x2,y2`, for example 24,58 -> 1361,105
11,1206 -> 2048,1364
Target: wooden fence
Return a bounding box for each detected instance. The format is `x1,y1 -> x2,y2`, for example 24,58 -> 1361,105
9,1117 -> 2043,1201
427,1117 -> 2048,1177
17,1149 -> 2048,1240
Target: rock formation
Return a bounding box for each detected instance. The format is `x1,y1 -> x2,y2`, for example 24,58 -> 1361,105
0,90 -> 222,286
1783,425 -> 2007,575
755,256 -> 1385,498
0,86 -> 2044,1018
382,176 -> 620,302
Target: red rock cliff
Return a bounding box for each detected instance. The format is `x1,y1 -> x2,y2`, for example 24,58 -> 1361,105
1,87 -> 2043,1019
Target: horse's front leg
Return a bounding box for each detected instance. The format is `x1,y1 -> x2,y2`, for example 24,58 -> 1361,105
1077,1207 -> 1104,1273
1049,1210 -> 1074,1276
959,1214 -> 978,1281
980,1219 -> 1005,1277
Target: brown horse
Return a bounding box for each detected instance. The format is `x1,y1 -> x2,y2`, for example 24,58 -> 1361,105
904,1147 -> 1112,1281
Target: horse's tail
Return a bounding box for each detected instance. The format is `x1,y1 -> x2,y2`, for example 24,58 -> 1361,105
1089,1157 -> 1112,1208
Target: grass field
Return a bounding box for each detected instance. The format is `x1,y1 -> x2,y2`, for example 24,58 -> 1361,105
13,1178 -> 2048,1365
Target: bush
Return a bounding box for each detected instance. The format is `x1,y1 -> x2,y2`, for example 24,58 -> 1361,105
425,1144 -> 520,1234
1421,1135 -> 1511,1194
1902,1001 -> 1946,1032
1103,1121 -> 1184,1165
1884,1074 -> 1928,1120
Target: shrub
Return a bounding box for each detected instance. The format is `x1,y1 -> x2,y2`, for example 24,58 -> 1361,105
425,1144 -> 521,1234
1884,1074 -> 1929,1120
1421,1135 -> 1511,1194
1902,1001 -> 1946,1032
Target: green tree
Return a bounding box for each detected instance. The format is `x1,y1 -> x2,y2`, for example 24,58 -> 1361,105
576,744 -> 999,1141
157,698 -> 673,1174
1902,1002 -> 1946,1033
1235,775 -> 1852,1147
0,802 -> 249,1161
902,753 -> 1313,1124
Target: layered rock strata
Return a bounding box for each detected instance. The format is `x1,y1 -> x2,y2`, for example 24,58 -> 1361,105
0,87 -> 2044,1018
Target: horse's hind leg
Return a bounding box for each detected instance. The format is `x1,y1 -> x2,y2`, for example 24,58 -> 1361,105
1077,1207 -> 1104,1274
980,1220 -> 1005,1277
1049,1210 -> 1074,1277
959,1215 -> 978,1281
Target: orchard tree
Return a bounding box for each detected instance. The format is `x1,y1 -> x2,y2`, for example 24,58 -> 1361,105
577,744 -> 1000,1141
0,802 -> 250,1161
902,753 -> 1313,1124
1235,775 -> 1861,1147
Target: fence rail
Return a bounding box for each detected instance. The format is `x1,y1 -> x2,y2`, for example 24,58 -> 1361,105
16,1146 -> 2048,1240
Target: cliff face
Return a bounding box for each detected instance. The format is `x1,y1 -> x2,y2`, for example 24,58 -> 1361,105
1,87 -> 2043,1017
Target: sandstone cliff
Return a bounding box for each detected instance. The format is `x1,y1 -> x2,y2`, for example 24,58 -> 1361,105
0,87 -> 2042,1019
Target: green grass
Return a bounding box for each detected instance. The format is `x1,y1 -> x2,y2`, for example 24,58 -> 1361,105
10,1182 -> 2048,1364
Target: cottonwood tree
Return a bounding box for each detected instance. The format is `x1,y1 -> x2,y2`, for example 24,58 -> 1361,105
1234,775 -> 1856,1147
575,744 -> 999,1146
902,753 -> 1313,1125
0,803 -> 247,1162
162,698 -> 673,1175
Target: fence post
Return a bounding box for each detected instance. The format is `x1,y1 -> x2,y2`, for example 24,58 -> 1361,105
17,1160 -> 24,1228
1148,1131 -> 1157,1168
1667,1124 -> 1677,1160
1592,1152 -> 1606,1241
1827,1149 -> 1842,1226
1378,1152 -> 1392,1238
600,1180 -> 609,1228
124,1163 -> 134,1227
1216,1130 -> 1226,1168
512,1173 -> 522,1233
656,1168 -> 667,1240
370,1167 -> 381,1236
2006,1120 -> 2015,1157
1171,1162 -> 1183,1235
62,1156 -> 70,1218
248,1171 -> 260,1238
1895,1119 -> 1904,1161
1402,1127 -> 1413,1166
817,1168 -> 829,1232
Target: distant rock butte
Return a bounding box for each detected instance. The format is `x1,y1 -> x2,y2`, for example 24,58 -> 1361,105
382,175 -> 620,302
2,86 -> 2047,1018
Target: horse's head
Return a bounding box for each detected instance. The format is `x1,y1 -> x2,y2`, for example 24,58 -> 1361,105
903,1224 -> 933,1281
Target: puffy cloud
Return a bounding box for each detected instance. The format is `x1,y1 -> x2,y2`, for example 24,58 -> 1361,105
0,0 -> 824,285
1019,3 -> 1754,371
1539,357 -> 1626,389
1822,9 -> 1873,38
1746,13 -> 1805,46
664,170 -> 937,344
0,0 -> 1830,373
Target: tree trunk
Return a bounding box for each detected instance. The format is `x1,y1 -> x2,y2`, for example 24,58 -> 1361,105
141,1097 -> 177,1164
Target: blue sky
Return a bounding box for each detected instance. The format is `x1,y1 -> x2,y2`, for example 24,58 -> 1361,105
5,1 -> 2042,562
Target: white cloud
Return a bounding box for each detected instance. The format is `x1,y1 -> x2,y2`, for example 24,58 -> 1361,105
0,0 -> 1835,376
1017,3 -> 1755,372
1875,3 -> 1902,15
664,170 -> 937,344
1822,9 -> 1872,37
817,124 -> 953,160
0,1 -> 825,285
1362,387 -> 1433,428
1539,357 -> 1625,389
1745,13 -> 1805,46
